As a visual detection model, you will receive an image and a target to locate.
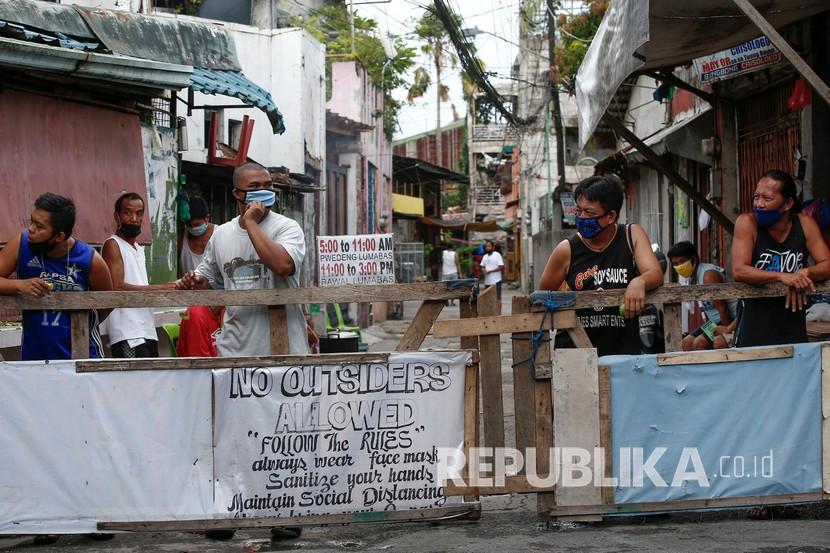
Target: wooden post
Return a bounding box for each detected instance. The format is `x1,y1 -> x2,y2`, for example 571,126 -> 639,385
598,364 -> 613,505
534,323 -> 555,515
268,306 -> 289,355
663,303 -> 683,352
822,344 -> 830,498
731,0 -> 830,107
477,286 -> 505,449
70,310 -> 89,359
551,348 -> 602,521
459,299 -> 480,505
395,300 -> 445,351
510,296 -> 537,470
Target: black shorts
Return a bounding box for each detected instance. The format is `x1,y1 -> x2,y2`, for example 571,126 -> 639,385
110,339 -> 159,358
486,281 -> 502,301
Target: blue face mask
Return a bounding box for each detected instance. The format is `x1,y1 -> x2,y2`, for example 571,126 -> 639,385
754,206 -> 785,228
576,213 -> 608,239
187,222 -> 208,237
238,188 -> 276,207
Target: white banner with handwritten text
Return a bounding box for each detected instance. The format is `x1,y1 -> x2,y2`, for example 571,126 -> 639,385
212,351 -> 468,519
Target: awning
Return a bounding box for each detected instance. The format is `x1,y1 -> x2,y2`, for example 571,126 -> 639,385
393,154 -> 469,187
575,0 -> 830,148
190,68 -> 285,134
0,0 -> 284,133
392,193 -> 425,218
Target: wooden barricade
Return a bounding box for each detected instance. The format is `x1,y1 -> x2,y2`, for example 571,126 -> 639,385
434,282 -> 830,520
0,281 -> 486,532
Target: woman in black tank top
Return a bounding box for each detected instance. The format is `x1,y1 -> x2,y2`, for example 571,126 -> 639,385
733,171 -> 830,347
539,176 -> 665,357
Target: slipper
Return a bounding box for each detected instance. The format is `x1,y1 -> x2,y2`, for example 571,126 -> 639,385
747,506 -> 771,520
205,529 -> 236,540
270,527 -> 302,540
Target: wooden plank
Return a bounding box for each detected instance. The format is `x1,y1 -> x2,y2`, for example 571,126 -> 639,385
598,364 -> 613,505
544,492 -> 824,518
535,329 -> 555,514
604,114 -> 735,234
0,282 -> 476,310
98,504 -> 479,532
566,319 -> 593,349
396,300 -> 445,351
268,305 -> 289,355
3,281 -> 826,311
70,310 -> 89,359
823,343 -> 830,496
76,352 -> 396,372
551,348 -> 602,520
444,474 -> 556,496
510,296 -> 536,468
662,303 -> 682,353
658,346 -> 794,366
731,0 -> 830,107
433,310 -> 575,338
477,285 -> 505,449
459,299 -> 480,504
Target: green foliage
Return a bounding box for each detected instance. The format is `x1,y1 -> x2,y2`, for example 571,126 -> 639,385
301,6 -> 416,138
553,0 -> 609,87
456,245 -> 476,277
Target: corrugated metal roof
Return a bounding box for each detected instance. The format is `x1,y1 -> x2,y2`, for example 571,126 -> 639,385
190,68 -> 285,135
0,20 -> 100,51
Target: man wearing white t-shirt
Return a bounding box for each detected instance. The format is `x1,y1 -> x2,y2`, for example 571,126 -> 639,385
179,162 -> 308,357
178,162 -> 306,542
480,239 -> 504,304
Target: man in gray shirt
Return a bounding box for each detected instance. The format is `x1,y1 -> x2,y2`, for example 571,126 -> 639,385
179,162 -> 307,357
178,162 -> 307,541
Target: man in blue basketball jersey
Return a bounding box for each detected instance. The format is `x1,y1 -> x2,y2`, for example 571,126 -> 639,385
0,193 -> 113,360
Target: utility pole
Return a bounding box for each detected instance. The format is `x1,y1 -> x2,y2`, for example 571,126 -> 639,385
547,0 -> 567,197
349,0 -> 356,54
434,41 -> 443,168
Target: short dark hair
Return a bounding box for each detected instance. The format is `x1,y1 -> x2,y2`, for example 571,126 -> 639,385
762,169 -> 801,213
115,192 -> 144,214
34,193 -> 76,237
232,162 -> 267,187
485,240 -> 494,247
574,175 -> 624,214
667,241 -> 697,261
189,196 -> 209,220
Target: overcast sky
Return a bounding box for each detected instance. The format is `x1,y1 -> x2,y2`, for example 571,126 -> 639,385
354,0 -> 521,140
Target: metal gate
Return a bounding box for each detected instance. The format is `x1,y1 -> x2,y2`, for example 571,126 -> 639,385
737,80 -> 800,212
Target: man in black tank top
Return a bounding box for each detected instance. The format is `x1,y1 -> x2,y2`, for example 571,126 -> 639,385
733,170 -> 830,347
539,175 -> 664,356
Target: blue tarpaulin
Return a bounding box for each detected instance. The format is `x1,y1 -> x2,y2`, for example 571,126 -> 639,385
603,342 -> 822,504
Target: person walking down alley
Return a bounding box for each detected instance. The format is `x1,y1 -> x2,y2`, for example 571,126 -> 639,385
102,193 -> 177,358
480,240 -> 504,303
177,162 -> 307,542
539,175 -> 664,356
733,170 -> 830,347
0,193 -> 112,361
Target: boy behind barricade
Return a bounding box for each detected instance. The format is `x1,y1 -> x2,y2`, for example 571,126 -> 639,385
538,175 -> 664,356
667,241 -> 738,350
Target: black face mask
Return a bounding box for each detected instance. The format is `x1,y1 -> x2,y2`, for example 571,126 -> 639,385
119,223 -> 142,239
28,234 -> 57,255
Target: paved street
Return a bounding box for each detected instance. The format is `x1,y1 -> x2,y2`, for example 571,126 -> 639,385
4,287 -> 830,552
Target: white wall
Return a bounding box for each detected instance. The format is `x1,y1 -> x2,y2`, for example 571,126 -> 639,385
180,25 -> 325,177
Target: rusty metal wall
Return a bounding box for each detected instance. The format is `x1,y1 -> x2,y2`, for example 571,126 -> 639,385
737,81 -> 800,212
0,89 -> 148,245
